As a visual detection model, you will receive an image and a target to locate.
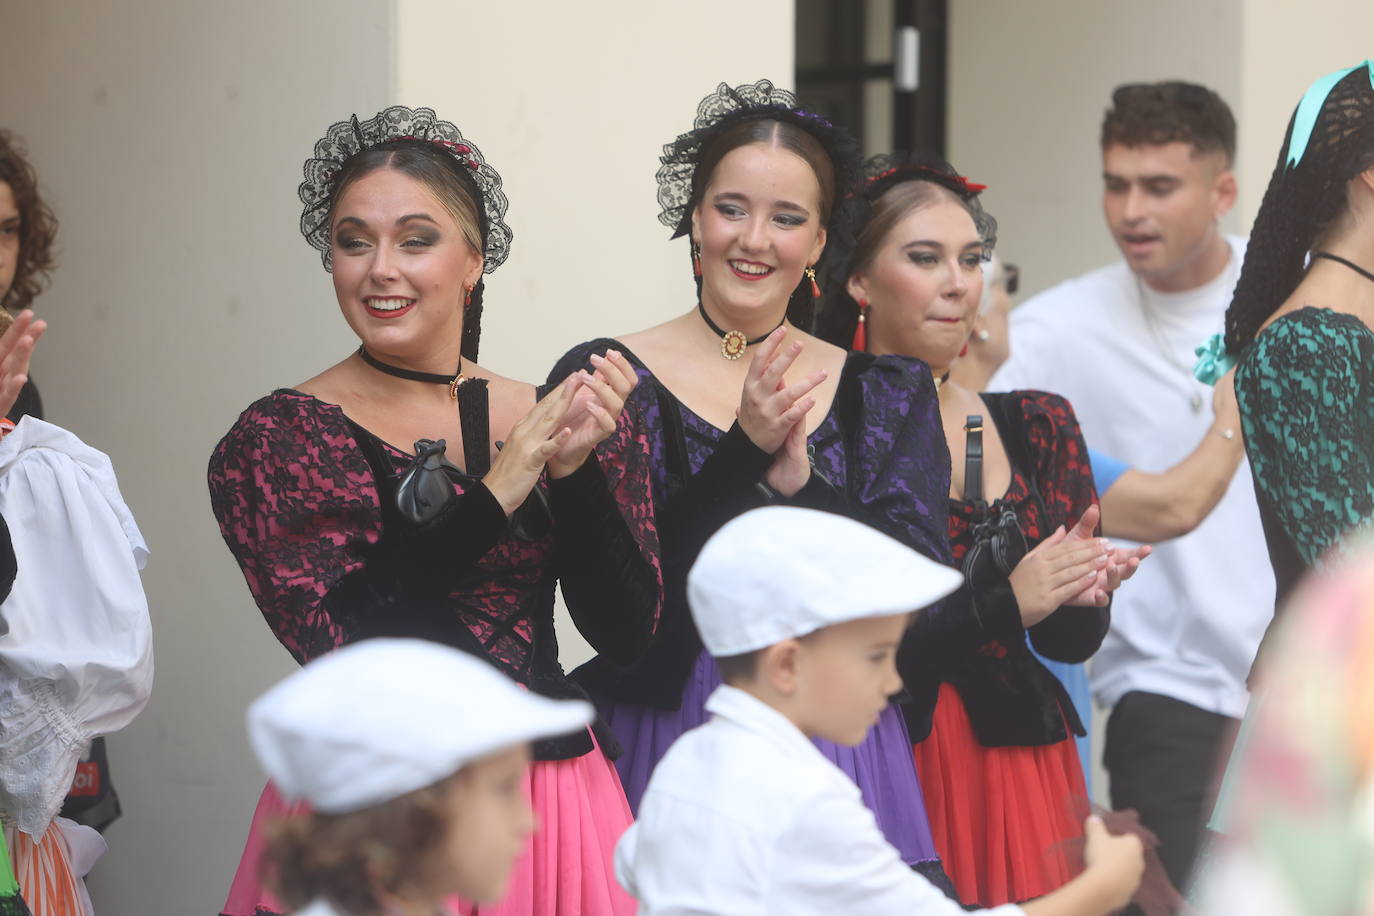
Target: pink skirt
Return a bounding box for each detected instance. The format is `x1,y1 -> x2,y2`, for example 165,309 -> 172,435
221,732 -> 636,916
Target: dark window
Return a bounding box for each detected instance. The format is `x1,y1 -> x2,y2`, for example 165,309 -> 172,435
796,0 -> 948,157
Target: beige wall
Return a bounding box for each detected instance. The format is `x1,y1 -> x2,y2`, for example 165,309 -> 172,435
394,0 -> 795,668
1,1 -> 396,912
1235,0 -> 1374,227
2,1 -> 791,912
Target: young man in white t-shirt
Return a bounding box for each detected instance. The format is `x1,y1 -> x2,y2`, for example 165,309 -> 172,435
990,81 -> 1275,891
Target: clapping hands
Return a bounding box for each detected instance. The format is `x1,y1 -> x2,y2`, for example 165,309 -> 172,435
737,329 -> 827,498
548,349 -> 639,480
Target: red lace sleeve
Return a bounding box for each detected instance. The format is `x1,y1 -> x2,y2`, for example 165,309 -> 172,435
1020,391 -> 1098,533
207,391 -> 382,664
1021,391 -> 1109,662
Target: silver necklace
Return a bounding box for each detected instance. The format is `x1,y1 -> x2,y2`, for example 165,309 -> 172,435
1135,276 -> 1206,413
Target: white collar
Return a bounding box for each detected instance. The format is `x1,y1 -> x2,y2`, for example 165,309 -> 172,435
703,684 -> 822,762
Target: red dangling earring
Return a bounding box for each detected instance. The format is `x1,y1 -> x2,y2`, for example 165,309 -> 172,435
805,266 -> 821,298
691,241 -> 702,278
463,285 -> 473,307
852,298 -> 868,351
959,342 -> 969,358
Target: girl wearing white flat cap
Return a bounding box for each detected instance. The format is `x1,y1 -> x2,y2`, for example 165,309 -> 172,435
247,638 -> 594,916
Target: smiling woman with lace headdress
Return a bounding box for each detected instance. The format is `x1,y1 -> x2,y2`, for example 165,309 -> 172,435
207,106 -> 653,916
546,80 -> 961,892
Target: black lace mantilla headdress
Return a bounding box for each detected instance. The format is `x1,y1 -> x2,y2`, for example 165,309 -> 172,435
655,79 -> 863,240
1224,63 -> 1374,352
299,106 -> 513,273
816,151 -> 997,350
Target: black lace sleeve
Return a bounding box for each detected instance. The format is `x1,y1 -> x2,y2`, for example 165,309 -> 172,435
548,453 -> 659,664
545,340 -> 663,662
1020,393 -> 1110,663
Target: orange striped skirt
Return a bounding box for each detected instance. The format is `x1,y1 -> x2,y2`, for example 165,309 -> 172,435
4,824 -> 85,916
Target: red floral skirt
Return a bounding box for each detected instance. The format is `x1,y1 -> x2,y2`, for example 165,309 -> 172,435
914,682 -> 1087,907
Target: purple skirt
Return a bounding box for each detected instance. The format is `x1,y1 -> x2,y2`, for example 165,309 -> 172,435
600,649 -> 943,868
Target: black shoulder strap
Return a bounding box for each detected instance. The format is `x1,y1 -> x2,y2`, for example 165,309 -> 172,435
964,415 -> 984,504
458,378 -> 491,477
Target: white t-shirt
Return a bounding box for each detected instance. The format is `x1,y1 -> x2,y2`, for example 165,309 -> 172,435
990,237 -> 1273,719
616,684 -> 1023,915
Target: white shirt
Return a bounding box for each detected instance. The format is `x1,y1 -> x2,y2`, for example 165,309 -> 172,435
990,237 -> 1274,718
295,902 -> 345,916
0,418 -> 154,836
616,685 -> 1023,915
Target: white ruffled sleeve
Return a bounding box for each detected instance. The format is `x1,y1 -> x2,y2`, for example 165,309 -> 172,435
0,418 -> 153,836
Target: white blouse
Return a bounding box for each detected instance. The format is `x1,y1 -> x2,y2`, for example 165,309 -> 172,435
0,418 -> 153,836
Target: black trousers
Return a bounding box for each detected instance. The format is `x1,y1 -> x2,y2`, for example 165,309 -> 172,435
1103,690 -> 1237,893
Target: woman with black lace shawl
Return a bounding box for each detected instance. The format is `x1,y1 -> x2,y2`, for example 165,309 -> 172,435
207,108 -> 652,916
547,81 -> 958,891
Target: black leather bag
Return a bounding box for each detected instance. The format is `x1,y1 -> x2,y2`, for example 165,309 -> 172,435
395,438 -> 456,526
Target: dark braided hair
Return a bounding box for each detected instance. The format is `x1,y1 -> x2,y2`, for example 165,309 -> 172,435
0,130 -> 58,313
1224,65 -> 1374,353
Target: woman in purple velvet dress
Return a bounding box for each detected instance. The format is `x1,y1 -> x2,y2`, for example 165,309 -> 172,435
547,80 -> 956,890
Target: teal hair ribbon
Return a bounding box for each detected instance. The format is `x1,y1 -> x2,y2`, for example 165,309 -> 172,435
1286,61 -> 1374,169
1193,333 -> 1236,386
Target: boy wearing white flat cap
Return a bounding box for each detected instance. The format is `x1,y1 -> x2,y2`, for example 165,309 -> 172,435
246,638 -> 593,916
616,506 -> 1144,915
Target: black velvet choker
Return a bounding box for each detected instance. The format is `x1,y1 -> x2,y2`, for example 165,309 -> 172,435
357,346 -> 468,399
696,302 -> 785,361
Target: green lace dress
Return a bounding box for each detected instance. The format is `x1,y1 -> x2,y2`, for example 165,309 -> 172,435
1208,306 -> 1374,840
1235,306 -> 1374,661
